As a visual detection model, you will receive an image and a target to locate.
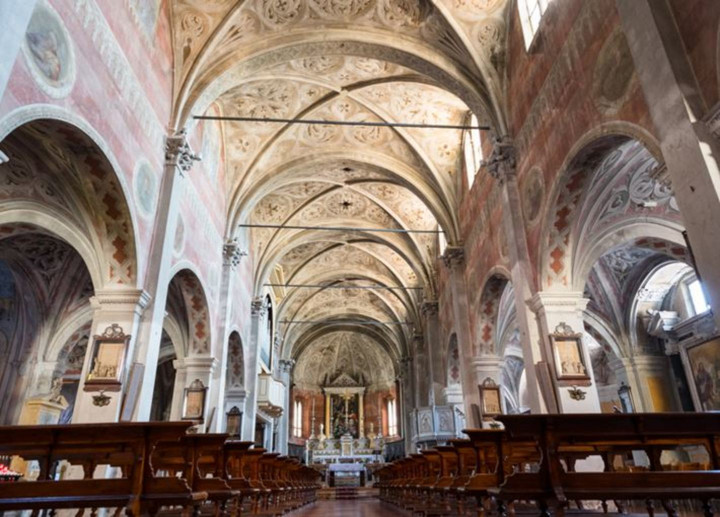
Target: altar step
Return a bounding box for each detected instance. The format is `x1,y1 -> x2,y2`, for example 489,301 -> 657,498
317,487 -> 379,500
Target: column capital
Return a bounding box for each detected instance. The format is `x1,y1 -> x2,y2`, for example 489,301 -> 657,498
528,291 -> 589,315
90,288 -> 151,316
442,246 -> 465,269
223,239 -> 248,268
165,129 -> 201,175
484,137 -> 517,181
251,297 -> 267,317
278,359 -> 295,374
421,300 -> 439,317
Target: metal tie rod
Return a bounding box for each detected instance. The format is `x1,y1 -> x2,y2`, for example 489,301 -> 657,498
194,114 -> 490,131
264,283 -> 423,290
280,319 -> 409,325
238,222 -> 441,234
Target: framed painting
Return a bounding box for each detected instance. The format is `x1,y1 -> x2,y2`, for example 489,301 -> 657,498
479,378 -> 502,418
84,324 -> 129,391
183,379 -> 207,421
685,337 -> 720,411
550,323 -> 590,382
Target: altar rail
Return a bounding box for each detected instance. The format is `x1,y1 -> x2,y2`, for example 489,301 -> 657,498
0,422 -> 320,516
376,413 -> 720,516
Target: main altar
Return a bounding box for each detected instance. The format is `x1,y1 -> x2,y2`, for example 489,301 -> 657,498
306,384 -> 386,487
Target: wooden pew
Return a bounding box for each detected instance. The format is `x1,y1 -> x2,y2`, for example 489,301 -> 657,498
224,440 -> 261,515
0,422 -> 197,516
493,413 -> 720,516
152,433 -> 238,516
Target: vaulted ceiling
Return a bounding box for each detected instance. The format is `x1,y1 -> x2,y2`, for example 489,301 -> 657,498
169,0 -> 511,377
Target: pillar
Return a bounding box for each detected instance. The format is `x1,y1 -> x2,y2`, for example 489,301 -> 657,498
132,131 -> 198,420
0,0 -> 37,102
471,355 -> 503,387
324,392 -> 331,438
72,289 -> 150,423
421,301 -> 443,405
242,297 -> 268,440
528,292 -> 601,413
486,139 -> 545,413
399,356 -> 414,449
277,359 -> 294,454
617,0 -> 720,331
206,241 -> 246,431
412,333 -> 429,408
358,391 -> 365,438
442,248 -> 482,425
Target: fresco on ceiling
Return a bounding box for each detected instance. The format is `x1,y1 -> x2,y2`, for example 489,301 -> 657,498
133,160 -> 159,218
129,0 -> 162,40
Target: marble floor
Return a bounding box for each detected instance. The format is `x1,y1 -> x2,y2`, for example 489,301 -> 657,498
288,500 -> 410,516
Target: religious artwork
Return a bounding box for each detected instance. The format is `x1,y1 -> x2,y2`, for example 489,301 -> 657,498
522,167 -> 545,225
550,323 -> 590,382
84,324 -> 130,391
331,394 -> 359,438
183,379 -> 207,420
687,338 -> 720,411
133,160 -> 158,218
23,1 -> 75,98
479,379 -> 502,417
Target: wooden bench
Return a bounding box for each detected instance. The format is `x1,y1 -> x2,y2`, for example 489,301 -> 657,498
0,422 -> 196,516
492,413 -> 720,516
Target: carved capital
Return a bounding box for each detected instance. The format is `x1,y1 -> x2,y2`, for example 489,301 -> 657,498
165,130 -> 201,175
223,239 -> 247,268
279,359 -> 295,374
484,137 -> 517,181
442,246 -> 465,269
421,300 -> 439,317
251,298 -> 267,317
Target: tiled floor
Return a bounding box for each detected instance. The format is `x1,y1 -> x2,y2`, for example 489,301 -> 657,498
288,500 -> 409,516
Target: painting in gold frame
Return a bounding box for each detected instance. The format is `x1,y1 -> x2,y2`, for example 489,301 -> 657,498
84,324 -> 129,392
183,379 -> 207,421
550,322 -> 590,382
686,337 -> 720,411
479,378 -> 502,418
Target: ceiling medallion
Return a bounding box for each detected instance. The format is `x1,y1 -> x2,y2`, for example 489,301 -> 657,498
340,199 -> 353,210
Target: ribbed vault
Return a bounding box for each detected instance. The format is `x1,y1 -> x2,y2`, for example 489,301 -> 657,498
169,0 -> 511,384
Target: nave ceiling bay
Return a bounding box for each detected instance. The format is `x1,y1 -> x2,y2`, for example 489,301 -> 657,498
169,0 -> 512,373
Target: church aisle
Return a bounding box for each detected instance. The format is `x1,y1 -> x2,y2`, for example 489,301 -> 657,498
287,500 -> 410,516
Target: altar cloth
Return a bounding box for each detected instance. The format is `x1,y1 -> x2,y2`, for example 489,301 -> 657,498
328,463 -> 365,472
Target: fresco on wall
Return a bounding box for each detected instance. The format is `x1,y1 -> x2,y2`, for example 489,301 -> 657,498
687,338 -> 720,411
133,161 -> 159,218
129,0 -> 162,40
23,1 -> 75,98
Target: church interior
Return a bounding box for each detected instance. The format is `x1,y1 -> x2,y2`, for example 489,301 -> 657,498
2,0 -> 720,515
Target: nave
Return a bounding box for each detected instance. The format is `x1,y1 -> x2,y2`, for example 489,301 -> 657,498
3,0 -> 720,515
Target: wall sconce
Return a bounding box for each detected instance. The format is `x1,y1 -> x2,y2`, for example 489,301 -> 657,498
226,406 -> 242,438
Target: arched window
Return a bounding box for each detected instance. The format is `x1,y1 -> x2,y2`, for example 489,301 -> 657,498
463,113 -> 483,189
683,275 -> 710,317
387,397 -> 397,436
292,399 -> 303,438
518,0 -> 550,50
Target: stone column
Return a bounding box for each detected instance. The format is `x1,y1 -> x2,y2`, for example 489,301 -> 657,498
528,292 -> 601,413
486,139 -> 545,413
72,289 -> 150,423
324,392 -> 331,438
132,131 -> 199,420
617,355 -> 676,412
241,297 -> 267,440
421,301 -> 443,405
0,0 -> 37,102
206,241 -> 246,431
442,248 -> 482,425
399,356 -> 413,449
358,391 -> 365,438
412,333 -> 429,408
277,359 -> 294,455
617,0 -> 720,331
